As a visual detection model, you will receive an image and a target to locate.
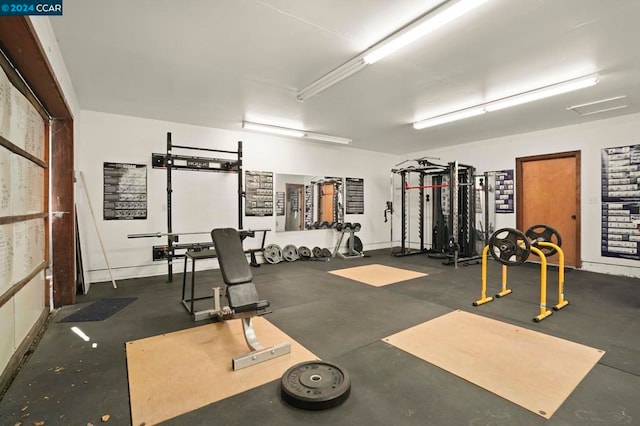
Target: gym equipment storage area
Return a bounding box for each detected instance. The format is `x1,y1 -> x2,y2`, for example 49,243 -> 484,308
389,159 -> 479,265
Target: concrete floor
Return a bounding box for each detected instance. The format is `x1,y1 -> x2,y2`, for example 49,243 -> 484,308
0,250 -> 638,425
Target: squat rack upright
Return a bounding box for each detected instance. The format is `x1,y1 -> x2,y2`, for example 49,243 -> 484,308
390,159 -> 477,265
152,132 -> 243,282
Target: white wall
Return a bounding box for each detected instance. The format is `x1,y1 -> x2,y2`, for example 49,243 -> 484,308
29,17 -> 80,117
405,112 -> 640,278
76,110 -> 397,283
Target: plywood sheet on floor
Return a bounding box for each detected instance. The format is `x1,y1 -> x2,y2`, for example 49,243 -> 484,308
329,264 -> 427,287
383,310 -> 605,419
126,317 -> 317,426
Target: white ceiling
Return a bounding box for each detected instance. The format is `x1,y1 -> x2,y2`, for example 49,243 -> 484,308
50,0 -> 640,154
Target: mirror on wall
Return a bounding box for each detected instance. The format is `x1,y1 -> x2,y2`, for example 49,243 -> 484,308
274,174 -> 344,232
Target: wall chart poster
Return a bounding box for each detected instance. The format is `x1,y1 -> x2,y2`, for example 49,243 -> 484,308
103,162 -> 147,220
345,177 -> 364,214
494,169 -> 514,213
245,170 -> 273,216
601,144 -> 640,260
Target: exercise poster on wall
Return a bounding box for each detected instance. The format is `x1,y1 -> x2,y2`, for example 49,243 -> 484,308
494,169 -> 514,213
103,162 -> 147,220
345,177 -> 364,214
600,144 -> 640,260
245,170 -> 273,216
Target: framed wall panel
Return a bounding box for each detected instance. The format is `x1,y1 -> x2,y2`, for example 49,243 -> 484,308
0,40 -> 48,381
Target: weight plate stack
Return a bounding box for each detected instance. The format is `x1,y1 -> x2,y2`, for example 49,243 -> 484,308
298,246 -> 312,259
312,247 -> 322,258
320,248 -> 332,258
264,244 -> 283,264
282,244 -> 299,262
280,361 -> 351,410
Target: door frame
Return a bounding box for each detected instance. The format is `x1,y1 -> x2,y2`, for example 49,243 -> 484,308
516,150 -> 581,267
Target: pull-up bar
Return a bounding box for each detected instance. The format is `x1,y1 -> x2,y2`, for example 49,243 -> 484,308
404,181 -> 474,190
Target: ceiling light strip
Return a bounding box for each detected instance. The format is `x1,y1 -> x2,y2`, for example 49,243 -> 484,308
304,131 -> 352,145
412,74 -> 599,130
297,0 -> 490,101
242,121 -> 304,137
485,75 -> 599,112
297,59 -> 367,102
242,121 -> 351,145
413,107 -> 486,130
364,0 -> 489,65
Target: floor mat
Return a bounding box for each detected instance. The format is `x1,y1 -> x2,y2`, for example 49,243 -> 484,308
59,297 -> 137,322
383,310 -> 605,419
328,263 -> 427,287
126,316 -> 317,425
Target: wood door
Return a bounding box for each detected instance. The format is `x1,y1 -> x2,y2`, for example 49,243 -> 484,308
516,151 -> 581,267
321,183 -> 335,222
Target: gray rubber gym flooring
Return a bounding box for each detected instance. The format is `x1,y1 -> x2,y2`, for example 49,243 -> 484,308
0,250 -> 638,425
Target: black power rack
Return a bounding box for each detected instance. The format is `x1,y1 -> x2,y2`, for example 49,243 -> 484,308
151,132 -> 243,282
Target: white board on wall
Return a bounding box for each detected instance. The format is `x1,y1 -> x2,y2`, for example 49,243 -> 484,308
14,272 -> 45,345
0,300 -> 16,374
0,223 -> 13,295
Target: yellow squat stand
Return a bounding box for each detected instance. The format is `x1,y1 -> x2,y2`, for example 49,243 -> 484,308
537,241 -> 569,311
473,242 -> 569,322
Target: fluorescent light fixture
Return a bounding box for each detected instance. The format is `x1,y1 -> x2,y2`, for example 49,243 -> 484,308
297,59 -> 367,102
413,107 -> 486,129
485,74 -> 600,112
242,121 -> 304,138
297,0 -> 489,101
364,0 -> 489,65
412,74 -> 599,130
304,131 -> 352,145
242,121 -> 352,145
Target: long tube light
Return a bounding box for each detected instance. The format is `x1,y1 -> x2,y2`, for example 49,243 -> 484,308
485,74 -> 600,112
242,121 -> 352,145
363,0 -> 489,65
412,74 -> 599,130
297,59 -> 367,102
413,107 -> 486,130
242,121 -> 304,138
297,0 -> 489,102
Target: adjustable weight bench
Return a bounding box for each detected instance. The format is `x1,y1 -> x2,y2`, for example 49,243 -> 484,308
211,228 -> 291,370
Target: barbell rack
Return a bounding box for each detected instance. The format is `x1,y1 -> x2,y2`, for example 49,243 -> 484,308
151,132 -> 244,282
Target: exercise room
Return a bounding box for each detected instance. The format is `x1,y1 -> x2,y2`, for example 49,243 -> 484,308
1,1 -> 639,425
